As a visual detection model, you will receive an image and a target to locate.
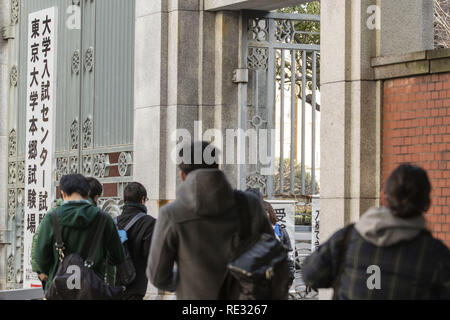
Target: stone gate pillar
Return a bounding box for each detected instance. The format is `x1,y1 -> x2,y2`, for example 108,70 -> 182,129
133,0 -> 242,298
319,0 -> 434,299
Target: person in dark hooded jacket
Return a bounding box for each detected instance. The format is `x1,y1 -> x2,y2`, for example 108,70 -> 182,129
115,182 -> 156,300
147,141 -> 273,300
302,164 -> 450,299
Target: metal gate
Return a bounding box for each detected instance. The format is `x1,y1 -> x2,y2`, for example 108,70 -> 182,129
5,0 -> 135,289
242,11 -> 320,200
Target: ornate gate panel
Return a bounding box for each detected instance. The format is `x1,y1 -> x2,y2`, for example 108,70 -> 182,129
5,0 -> 135,289
243,12 -> 320,199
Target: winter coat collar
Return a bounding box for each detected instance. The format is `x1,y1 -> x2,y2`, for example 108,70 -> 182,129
355,206 -> 426,247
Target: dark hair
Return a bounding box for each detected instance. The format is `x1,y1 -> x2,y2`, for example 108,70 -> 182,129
385,164 -> 431,219
86,177 -> 103,199
124,182 -> 147,203
59,174 -> 89,198
178,141 -> 219,176
263,201 -> 277,225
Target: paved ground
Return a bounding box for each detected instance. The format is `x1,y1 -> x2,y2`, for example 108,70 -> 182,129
290,231 -> 318,300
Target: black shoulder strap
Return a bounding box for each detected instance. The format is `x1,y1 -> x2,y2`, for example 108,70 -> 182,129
85,212 -> 109,268
51,210 -> 65,262
332,223 -> 355,300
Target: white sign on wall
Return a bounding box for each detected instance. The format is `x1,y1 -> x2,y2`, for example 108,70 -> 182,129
24,6 -> 57,288
267,200 -> 296,259
311,195 -> 320,252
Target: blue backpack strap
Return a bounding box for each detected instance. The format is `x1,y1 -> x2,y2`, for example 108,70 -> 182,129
123,212 -> 146,232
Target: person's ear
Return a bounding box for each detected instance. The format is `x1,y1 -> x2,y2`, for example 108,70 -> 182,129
180,170 -> 186,182
61,191 -> 67,200
93,195 -> 99,204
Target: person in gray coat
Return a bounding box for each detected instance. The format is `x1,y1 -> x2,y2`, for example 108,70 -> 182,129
147,141 -> 273,300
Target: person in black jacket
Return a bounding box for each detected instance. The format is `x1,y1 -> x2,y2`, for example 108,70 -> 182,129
263,200 -> 295,287
116,182 -> 156,300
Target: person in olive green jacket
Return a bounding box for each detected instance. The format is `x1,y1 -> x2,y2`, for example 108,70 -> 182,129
32,174 -> 125,293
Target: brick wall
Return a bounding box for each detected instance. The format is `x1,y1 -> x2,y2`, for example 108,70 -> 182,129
382,72 -> 450,247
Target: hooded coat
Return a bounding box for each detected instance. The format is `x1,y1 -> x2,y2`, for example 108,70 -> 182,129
33,201 -> 125,291
147,169 -> 273,300
302,207 -> 450,299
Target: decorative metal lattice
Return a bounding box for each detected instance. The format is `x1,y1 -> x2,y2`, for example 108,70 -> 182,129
11,0 -> 19,25
56,157 -> 69,181
72,50 -> 81,75
84,47 -> 94,72
17,188 -> 24,207
70,119 -> 79,150
7,255 -> 14,282
70,156 -> 79,174
246,172 -> 268,196
10,65 -> 18,87
17,161 -> 25,184
8,189 -> 16,219
98,198 -> 124,218
249,115 -> 268,129
275,19 -> 294,43
248,47 -> 268,70
248,18 -> 268,42
83,117 -> 93,148
8,162 -> 16,185
118,152 -> 132,176
83,155 -> 93,176
8,129 -> 17,157
93,153 -> 109,178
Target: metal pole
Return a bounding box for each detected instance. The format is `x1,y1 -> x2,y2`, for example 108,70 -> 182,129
311,51 -> 317,195
301,51 -> 306,195
280,50 -> 285,194
290,50 -> 296,194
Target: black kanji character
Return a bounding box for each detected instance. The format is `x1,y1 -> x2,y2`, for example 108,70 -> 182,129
28,164 -> 37,184
30,43 -> 39,63
29,91 -> 38,111
39,191 -> 48,212
27,189 -> 37,209
29,116 -> 38,136
30,67 -> 39,87
28,140 -> 38,160
27,213 -> 36,233
31,19 -> 40,38
41,80 -> 50,100
42,37 -> 51,57
43,15 -> 52,35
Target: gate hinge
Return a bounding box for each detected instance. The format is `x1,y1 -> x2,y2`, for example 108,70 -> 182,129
0,230 -> 12,244
232,68 -> 248,84
1,25 -> 16,40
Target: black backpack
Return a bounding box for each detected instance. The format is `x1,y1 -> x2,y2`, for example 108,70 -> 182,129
113,213 -> 146,287
218,191 -> 291,300
45,210 -> 125,300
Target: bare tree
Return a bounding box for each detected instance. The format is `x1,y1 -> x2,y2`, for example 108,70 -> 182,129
435,0 -> 450,48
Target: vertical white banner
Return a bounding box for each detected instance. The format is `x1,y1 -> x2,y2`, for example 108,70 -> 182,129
311,195 -> 320,252
24,7 -> 57,288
